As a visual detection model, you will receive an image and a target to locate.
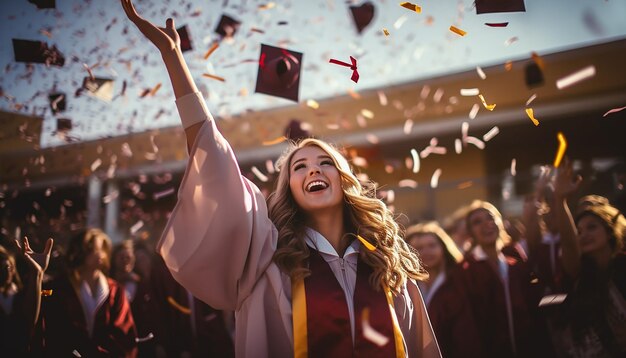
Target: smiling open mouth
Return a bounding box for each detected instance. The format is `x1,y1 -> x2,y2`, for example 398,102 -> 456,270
306,180 -> 328,192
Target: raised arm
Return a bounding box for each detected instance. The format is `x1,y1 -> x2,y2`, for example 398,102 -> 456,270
523,166 -> 552,258
15,237 -> 53,332
120,0 -> 201,152
552,157 -> 582,279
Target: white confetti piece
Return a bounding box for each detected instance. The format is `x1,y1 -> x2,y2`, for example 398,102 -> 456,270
362,308 -> 390,347
469,103 -> 479,119
153,188 -> 175,200
102,190 -> 119,204
73,350 -> 82,357
265,159 -> 275,174
504,36 -> 518,46
352,156 -> 368,168
251,166 -> 268,182
386,190 -> 395,204
377,91 -> 388,106
410,149 -> 420,173
366,134 -> 379,144
538,294 -> 567,307
482,126 -> 499,142
306,99 -> 319,109
556,65 -> 596,89
433,88 -> 444,103
90,158 -> 102,172
430,169 -> 442,188
526,94 -> 537,106
460,88 -> 479,96
455,139 -> 462,154
420,85 -> 430,100
135,333 -> 154,343
465,136 -> 485,149
394,15 -> 408,29
403,119 -> 414,134
356,114 -> 367,128
361,109 -> 374,119
476,66 -> 486,80
130,220 -> 144,234
461,122 -> 469,140
510,158 -> 517,177
398,179 -> 418,189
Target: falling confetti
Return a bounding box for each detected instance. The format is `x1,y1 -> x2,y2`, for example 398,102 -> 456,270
455,139 -> 462,154
202,73 -> 225,82
377,91 -> 388,106
525,108 -> 540,126
383,28 -> 390,36
135,333 -> 155,343
430,169 -> 442,188
203,42 -> 219,60
306,99 -> 320,109
510,158 -> 517,176
449,25 -> 467,36
478,94 -> 496,111
469,103 -> 479,119
526,94 -> 537,106
251,166 -> 269,182
410,148 -> 420,173
465,136 -> 485,150
398,179 -> 418,189
603,105 -> 626,117
357,235 -> 376,251
553,132 -> 567,168
485,22 -> 509,27
460,88 -> 479,96
167,296 -> 191,315
556,65 -> 596,89
400,2 -> 421,13
482,126 -> 499,142
403,119 -> 413,134
361,308 -> 389,346
153,188 -> 175,200
262,136 -> 286,146
476,66 -> 487,79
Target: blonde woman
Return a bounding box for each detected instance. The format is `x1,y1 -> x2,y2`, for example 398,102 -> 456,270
120,0 -> 440,356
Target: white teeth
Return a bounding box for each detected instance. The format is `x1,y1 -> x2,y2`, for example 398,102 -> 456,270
306,180 -> 328,192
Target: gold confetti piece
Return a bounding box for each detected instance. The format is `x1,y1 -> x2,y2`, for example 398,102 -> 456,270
531,51 -> 545,70
357,235 -> 376,251
167,296 -> 191,315
511,158 -> 517,176
482,126 -> 499,142
504,61 -> 513,71
361,109 -> 374,119
410,149 -> 420,173
398,179 -> 418,189
306,99 -> 319,109
430,169 -> 442,188
383,28 -> 390,36
251,166 -> 269,182
525,108 -> 540,126
478,94 -> 496,111
457,181 -> 473,189
603,105 -> 626,117
258,2 -> 275,10
41,289 -> 53,296
449,25 -> 466,36
361,308 -> 389,346
203,42 -> 219,60
400,2 -> 422,13
556,65 -> 596,89
265,159 -> 276,174
553,132 -> 567,168
476,66 -> 486,80
149,83 -> 162,96
202,73 -> 225,82
262,135 -> 287,145
460,88 -> 479,96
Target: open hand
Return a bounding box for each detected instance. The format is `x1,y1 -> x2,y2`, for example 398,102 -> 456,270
16,237 -> 53,275
121,0 -> 181,53
553,157 -> 582,199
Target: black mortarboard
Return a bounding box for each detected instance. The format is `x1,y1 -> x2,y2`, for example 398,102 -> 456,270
255,44 -> 302,102
525,62 -> 544,88
28,0 -> 56,9
284,119 -> 310,141
12,39 -> 65,66
49,92 -> 66,114
56,118 -> 72,132
349,2 -> 375,34
82,77 -> 114,102
215,14 -> 241,38
475,0 -> 525,14
176,25 -> 193,52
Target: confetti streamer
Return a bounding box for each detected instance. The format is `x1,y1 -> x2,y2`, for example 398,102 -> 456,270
357,235 -> 376,251
383,28 -> 390,36
478,94 -> 496,111
430,169 -> 442,188
482,126 -> 499,142
262,136 -> 286,146
251,166 -> 269,182
553,132 -> 567,168
400,2 -> 421,13
510,158 -> 517,176
449,25 -> 467,36
460,88 -> 479,96
329,56 -> 359,83
398,179 -> 418,189
167,296 -> 191,315
135,333 -> 155,343
469,103 -> 479,119
603,105 -> 626,117
485,22 -> 509,27
410,149 -> 420,173
526,94 -> 537,106
476,66 -> 486,80
202,73 -> 225,82
361,308 -> 389,346
525,108 -> 540,126
203,42 -> 219,60
556,65 -> 596,89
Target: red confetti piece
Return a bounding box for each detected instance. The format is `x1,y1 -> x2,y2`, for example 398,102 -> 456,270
485,22 -> 509,27
329,56 -> 359,83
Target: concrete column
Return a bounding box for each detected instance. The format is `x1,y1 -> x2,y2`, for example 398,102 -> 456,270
86,175 -> 102,229
104,179 -> 122,243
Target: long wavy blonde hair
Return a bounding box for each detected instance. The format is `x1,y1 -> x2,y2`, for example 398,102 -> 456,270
268,138 -> 427,292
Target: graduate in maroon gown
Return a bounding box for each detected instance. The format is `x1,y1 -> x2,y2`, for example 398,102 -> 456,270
39,229 -> 137,357
458,201 -> 549,357
406,222 -> 483,358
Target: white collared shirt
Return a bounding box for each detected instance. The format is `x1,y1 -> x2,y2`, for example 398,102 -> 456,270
79,271 -> 110,338
0,283 -> 18,315
304,227 -> 361,342
418,271 -> 446,308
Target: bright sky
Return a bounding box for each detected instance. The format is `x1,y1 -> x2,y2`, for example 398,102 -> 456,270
1,0 -> 625,148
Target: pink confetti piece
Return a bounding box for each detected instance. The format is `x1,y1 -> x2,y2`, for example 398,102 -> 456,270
556,65 -> 596,89
433,88 -> 444,103
603,105 -> 626,117
403,119 -> 414,134
251,166 -> 268,182
153,188 -> 175,200
538,294 -> 567,307
510,158 -> 517,177
377,91 -> 388,106
265,159 -> 275,174
465,136 -> 485,149
135,333 -> 154,343
398,179 -> 418,189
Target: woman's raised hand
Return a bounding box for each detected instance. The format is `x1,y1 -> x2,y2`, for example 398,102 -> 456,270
16,237 -> 53,275
120,0 -> 181,54
553,157 -> 582,200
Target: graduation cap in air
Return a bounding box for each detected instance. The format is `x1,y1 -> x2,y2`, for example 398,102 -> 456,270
12,39 -> 65,67
215,14 -> 241,38
28,0 -> 55,9
56,118 -> 72,132
176,25 -> 193,52
49,93 -> 66,114
255,44 -> 302,102
284,119 -> 310,141
349,2 -> 375,34
82,77 -> 114,102
525,62 -> 544,88
475,0 -> 525,14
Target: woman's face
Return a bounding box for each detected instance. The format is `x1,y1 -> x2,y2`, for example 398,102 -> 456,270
113,247 -> 135,274
468,209 -> 500,247
577,214 -> 611,255
0,257 -> 15,288
409,234 -> 444,271
288,145 -> 344,216
83,237 -> 108,272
